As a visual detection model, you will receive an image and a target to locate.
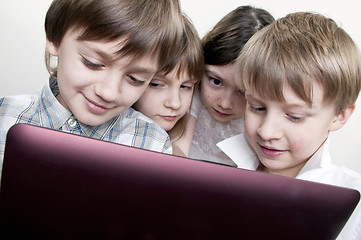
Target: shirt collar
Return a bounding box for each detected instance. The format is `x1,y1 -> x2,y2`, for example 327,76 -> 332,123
216,133 -> 259,170
40,77 -> 72,130
297,137 -> 333,177
217,133 -> 333,176
41,77 -> 123,139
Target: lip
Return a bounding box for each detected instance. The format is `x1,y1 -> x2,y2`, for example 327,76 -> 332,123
161,115 -> 178,121
213,108 -> 232,118
85,96 -> 109,114
259,144 -> 286,158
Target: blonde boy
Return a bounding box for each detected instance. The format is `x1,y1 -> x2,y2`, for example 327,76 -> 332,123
218,12 -> 361,239
0,0 -> 185,175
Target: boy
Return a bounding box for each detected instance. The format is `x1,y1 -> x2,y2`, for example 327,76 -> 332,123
218,12 -> 361,239
0,0 -> 185,175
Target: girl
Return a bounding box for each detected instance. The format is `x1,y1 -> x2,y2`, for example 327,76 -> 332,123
133,15 -> 204,156
187,6 -> 274,166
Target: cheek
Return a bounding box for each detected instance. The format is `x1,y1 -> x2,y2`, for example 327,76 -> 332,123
233,96 -> 247,117
182,94 -> 193,110
200,86 -> 217,108
124,86 -> 149,108
244,115 -> 258,138
289,138 -> 307,152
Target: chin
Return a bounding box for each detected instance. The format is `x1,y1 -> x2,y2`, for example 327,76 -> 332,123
212,114 -> 233,123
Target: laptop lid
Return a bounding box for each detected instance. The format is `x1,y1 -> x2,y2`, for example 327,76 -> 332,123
0,123 -> 359,239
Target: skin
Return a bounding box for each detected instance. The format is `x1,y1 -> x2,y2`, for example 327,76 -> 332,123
46,28 -> 158,127
133,68 -> 196,131
244,82 -> 354,177
201,64 -> 246,123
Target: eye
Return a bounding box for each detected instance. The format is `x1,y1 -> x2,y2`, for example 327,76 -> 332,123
148,79 -> 164,88
239,89 -> 245,96
180,83 -> 194,90
149,82 -> 162,88
209,77 -> 222,87
127,74 -> 145,86
286,114 -> 305,123
250,105 -> 266,112
82,57 -> 104,70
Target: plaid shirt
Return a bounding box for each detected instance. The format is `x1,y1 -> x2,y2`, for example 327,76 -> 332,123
0,78 -> 172,174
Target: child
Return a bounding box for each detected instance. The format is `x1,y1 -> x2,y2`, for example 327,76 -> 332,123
133,15 -> 204,157
0,0 -> 186,176
187,6 -> 274,166
218,12 -> 361,239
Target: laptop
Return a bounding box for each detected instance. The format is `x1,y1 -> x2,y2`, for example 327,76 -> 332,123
0,123 -> 359,239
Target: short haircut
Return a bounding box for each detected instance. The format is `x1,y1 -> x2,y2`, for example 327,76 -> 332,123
236,12 -> 361,114
202,5 -> 274,66
44,0 -> 184,76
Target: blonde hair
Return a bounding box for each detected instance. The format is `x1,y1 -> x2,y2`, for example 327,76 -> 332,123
236,12 -> 361,114
45,0 -> 184,76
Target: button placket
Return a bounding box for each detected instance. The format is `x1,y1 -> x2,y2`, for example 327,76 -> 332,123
67,118 -> 77,128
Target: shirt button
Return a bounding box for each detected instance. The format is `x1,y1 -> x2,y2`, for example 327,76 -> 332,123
68,118 -> 77,128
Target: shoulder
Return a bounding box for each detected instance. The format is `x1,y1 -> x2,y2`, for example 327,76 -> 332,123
301,164 -> 361,192
117,108 -> 172,154
0,93 -> 40,110
0,93 -> 40,124
335,167 -> 361,190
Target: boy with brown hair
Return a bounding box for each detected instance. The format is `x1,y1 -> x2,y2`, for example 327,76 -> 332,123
0,0 -> 185,175
218,12 -> 361,239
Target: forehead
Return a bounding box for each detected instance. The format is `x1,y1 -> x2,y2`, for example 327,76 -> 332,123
206,64 -> 235,76
65,28 -> 158,72
248,81 -> 326,107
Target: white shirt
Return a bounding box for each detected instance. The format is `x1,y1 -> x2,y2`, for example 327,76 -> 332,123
217,134 -> 361,240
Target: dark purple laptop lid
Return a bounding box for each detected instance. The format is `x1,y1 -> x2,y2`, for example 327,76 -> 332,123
0,123 -> 359,239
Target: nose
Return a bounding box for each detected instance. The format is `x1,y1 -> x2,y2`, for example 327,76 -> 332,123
94,73 -> 120,102
164,90 -> 181,110
218,91 -> 233,110
256,114 -> 283,141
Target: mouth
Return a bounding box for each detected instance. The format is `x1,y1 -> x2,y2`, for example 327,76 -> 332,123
213,108 -> 232,118
85,96 -> 109,114
161,115 -> 178,121
259,144 -> 286,158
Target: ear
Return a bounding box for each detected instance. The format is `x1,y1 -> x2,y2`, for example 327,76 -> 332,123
330,105 -> 355,132
46,38 -> 59,56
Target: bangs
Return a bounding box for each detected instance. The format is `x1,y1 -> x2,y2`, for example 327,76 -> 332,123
46,0 -> 184,73
237,26 -> 315,104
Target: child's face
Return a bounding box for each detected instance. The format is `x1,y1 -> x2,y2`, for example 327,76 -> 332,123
244,82 -> 342,177
46,28 -> 158,126
201,64 -> 246,123
133,68 -> 196,131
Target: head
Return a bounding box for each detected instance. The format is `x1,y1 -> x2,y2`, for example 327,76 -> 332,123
133,15 -> 204,137
200,6 -> 274,123
44,0 -> 184,126
236,12 -> 361,177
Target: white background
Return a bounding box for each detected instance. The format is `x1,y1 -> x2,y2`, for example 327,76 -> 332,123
1,0 -> 360,173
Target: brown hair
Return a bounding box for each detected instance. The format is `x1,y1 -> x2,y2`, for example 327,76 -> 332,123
167,15 -> 205,142
44,0 -> 184,76
236,12 -> 361,114
202,5 -> 274,65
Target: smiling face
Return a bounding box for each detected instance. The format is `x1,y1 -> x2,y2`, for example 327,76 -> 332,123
133,68 -> 196,131
244,82 -> 351,177
46,28 -> 158,126
200,64 -> 246,123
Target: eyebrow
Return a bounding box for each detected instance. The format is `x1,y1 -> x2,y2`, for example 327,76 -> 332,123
128,66 -> 157,75
206,69 -> 223,81
246,94 -> 311,108
80,41 -> 157,74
